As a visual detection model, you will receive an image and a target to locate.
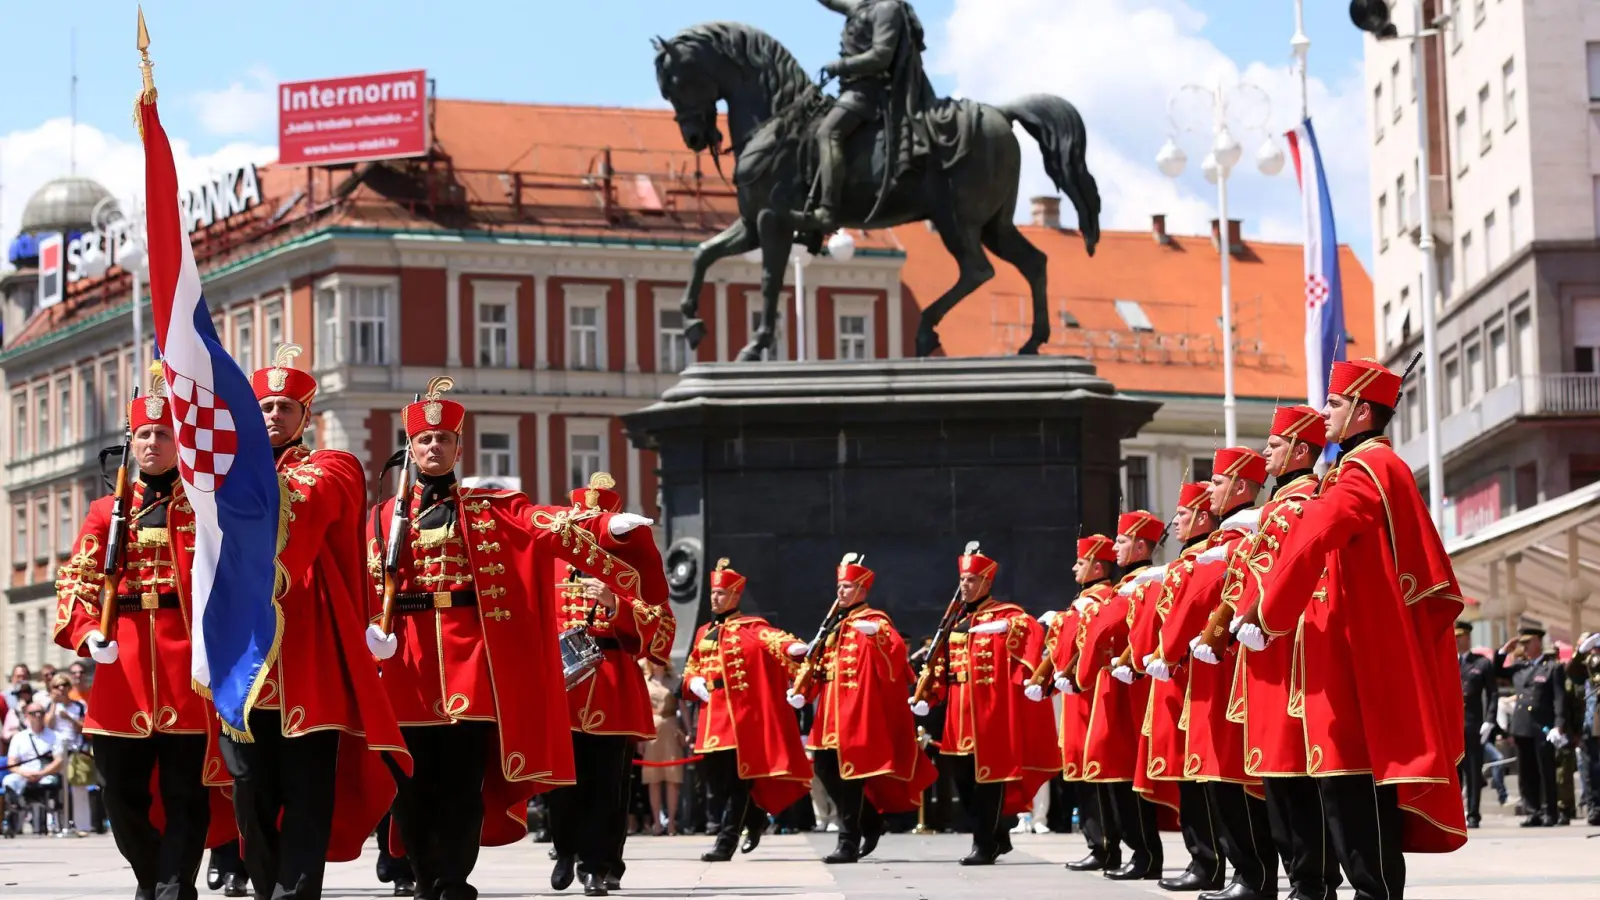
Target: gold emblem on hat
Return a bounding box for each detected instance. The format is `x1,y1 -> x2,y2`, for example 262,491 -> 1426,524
421,375 -> 456,427
584,471 -> 616,509
267,344 -> 303,393
716,558 -> 731,571
144,360 -> 167,420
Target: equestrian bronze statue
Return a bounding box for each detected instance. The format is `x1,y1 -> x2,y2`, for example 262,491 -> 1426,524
654,3 -> 1101,362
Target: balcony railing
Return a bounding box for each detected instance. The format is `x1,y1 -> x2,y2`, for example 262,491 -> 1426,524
1396,373 -> 1600,472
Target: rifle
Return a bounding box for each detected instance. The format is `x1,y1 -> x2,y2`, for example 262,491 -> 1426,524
377,394 -> 422,635
791,598 -> 843,697
911,541 -> 979,705
98,388 -> 140,639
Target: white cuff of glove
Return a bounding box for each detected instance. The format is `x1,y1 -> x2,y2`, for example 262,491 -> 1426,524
850,620 -> 880,636
1236,623 -> 1267,652
690,676 -> 711,703
1024,683 -> 1045,703
785,642 -> 809,658
909,699 -> 930,717
607,512 -> 654,537
1146,658 -> 1172,682
365,624 -> 398,661
786,691 -> 806,709
969,620 -> 1009,635
1111,665 -> 1134,685
86,630 -> 119,665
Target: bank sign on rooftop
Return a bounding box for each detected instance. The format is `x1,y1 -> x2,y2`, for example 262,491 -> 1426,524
278,69 -> 428,167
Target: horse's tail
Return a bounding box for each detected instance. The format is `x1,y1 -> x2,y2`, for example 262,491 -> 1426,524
1000,94 -> 1102,256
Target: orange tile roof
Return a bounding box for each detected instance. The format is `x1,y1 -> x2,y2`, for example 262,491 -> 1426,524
889,221 -> 1373,401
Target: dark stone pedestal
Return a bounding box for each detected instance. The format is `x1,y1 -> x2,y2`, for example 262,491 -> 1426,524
623,357 -> 1159,654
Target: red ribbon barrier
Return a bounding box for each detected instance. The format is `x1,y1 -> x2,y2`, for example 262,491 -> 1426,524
632,754 -> 706,768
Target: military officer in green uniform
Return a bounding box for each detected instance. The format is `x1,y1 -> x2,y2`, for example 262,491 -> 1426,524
1495,625 -> 1569,827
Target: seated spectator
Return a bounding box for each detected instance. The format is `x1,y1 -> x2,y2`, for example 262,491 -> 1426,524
44,675 -> 91,835
2,683 -> 39,743
3,704 -> 64,827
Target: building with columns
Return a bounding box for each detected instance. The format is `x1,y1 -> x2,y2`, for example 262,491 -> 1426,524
1,98 -> 1373,672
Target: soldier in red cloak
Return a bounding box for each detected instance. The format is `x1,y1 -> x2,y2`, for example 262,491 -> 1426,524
546,474 -> 676,896
1147,447 -> 1277,900
220,344 -> 412,900
362,380 -> 664,900
1239,360 -> 1468,899
53,368 -> 239,900
786,553 -> 936,864
682,560 -> 814,862
914,544 -> 1057,866
1075,529 -> 1163,881
1194,406 -> 1342,900
1034,536 -> 1118,873
1114,496 -> 1225,894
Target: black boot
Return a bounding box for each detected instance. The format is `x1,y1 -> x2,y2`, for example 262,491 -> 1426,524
206,858 -> 223,892
1199,881 -> 1275,900
701,836 -> 737,863
1160,864 -> 1223,892
390,872 -> 415,897
582,871 -> 609,897
1105,856 -> 1162,880
824,835 -> 861,864
1066,851 -> 1116,872
551,854 -> 577,890
740,826 -> 764,854
860,819 -> 882,859
222,873 -> 250,898
960,841 -> 1000,866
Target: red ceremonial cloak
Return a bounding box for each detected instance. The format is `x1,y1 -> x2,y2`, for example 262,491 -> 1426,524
801,605 -> 936,812
1117,566 -> 1180,818
1132,546 -> 1202,788
1043,603 -> 1091,781
1257,437 -> 1466,852
1076,586 -> 1138,782
684,614 -> 814,814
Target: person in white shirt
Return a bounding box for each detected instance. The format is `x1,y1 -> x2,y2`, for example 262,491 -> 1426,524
3,704 -> 64,827
43,675 -> 91,834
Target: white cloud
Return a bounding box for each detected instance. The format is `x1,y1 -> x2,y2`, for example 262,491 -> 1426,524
932,0 -> 1370,262
2,117 -> 276,268
192,66 -> 278,137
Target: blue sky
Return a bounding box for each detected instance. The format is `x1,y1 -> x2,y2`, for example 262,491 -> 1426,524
0,0 -> 1374,266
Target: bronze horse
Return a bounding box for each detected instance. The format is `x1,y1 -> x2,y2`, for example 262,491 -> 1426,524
653,21 -> 1100,361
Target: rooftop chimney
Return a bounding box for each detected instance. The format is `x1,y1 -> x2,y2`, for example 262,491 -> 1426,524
1151,214 -> 1170,245
1209,218 -> 1245,255
1030,196 -> 1062,229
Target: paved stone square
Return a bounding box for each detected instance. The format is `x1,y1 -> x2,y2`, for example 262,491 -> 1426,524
3,816 -> 1597,899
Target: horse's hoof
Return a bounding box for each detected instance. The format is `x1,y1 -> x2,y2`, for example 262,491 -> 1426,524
736,348 -> 763,363
914,328 -> 942,358
682,318 -> 707,350
1017,341 -> 1042,356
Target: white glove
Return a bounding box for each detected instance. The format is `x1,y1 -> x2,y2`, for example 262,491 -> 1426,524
1236,623 -> 1267,652
1111,665 -> 1134,685
909,698 -> 930,717
1056,676 -> 1078,695
1146,657 -> 1172,682
1578,632 -> 1600,654
1024,683 -> 1045,702
1039,610 -> 1058,628
1547,729 -> 1567,749
86,630 -> 119,665
365,624 -> 398,661
850,620 -> 880,636
1479,722 -> 1495,743
786,691 -> 806,709
1191,638 -> 1220,666
785,641 -> 809,658
689,676 -> 712,703
969,620 -> 1010,635
607,513 -> 654,537
1229,616 -> 1243,634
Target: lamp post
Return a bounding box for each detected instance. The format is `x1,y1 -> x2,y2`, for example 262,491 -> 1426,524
1156,81 -> 1284,448
1351,0 -> 1449,527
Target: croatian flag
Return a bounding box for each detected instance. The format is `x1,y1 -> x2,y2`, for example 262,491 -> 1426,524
1286,119 -> 1347,409
140,96 -> 282,738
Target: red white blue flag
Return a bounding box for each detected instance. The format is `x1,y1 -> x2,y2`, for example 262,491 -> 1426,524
1286,119 -> 1347,409
140,96 -> 282,739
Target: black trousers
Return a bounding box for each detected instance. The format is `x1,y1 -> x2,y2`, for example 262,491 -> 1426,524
1460,728 -> 1485,821
1514,734 -> 1559,821
382,722 -> 492,900
1177,780 -> 1223,883
210,839 -> 247,878
547,731 -> 634,876
1107,781 -> 1161,868
1263,776 -> 1341,896
699,749 -> 766,847
812,749 -> 884,844
1206,782 -> 1277,893
219,710 -> 338,900
96,733 -> 211,900
374,811 -> 409,882
1078,781 -> 1120,862
1317,774 -> 1404,900
944,753 -> 1007,854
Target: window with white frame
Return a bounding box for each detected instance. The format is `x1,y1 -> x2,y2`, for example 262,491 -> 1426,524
657,307 -> 689,373
1502,58 -> 1516,128
57,381 -> 72,446
1454,110 -> 1468,172
1395,175 -> 1406,233
1488,319 -> 1508,387
1513,305 -> 1535,377
232,310 -> 255,374
12,393 -> 27,457
12,507 -> 27,566
1466,341 -> 1485,403
103,360 -> 122,432
37,392 -> 50,452
1478,85 -> 1491,152
838,314 -> 869,360
1589,42 -> 1600,101
1460,231 -> 1474,286
476,282 -> 517,368
262,300 -> 284,356
56,490 -> 73,556
567,302 -> 603,370
1124,454 -> 1151,513
315,278 -> 394,369
1373,85 -> 1384,141
1443,356 -> 1461,415
1378,194 -> 1388,248
1484,212 -> 1497,271
1575,298 -> 1600,374
1381,301 -> 1392,349
1389,62 -> 1401,121
478,430 -> 514,478
34,497 -> 49,561
1474,0 -> 1485,25
80,366 -> 99,438
1451,0 -> 1463,50
568,429 -> 604,490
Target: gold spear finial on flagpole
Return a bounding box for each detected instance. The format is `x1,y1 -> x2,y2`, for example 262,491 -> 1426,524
137,7 -> 156,102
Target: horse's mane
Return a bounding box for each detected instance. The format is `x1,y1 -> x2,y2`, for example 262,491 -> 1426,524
661,21 -> 816,121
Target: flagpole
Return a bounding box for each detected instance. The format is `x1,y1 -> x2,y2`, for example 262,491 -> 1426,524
1292,0 -> 1310,121
1411,1 -> 1446,526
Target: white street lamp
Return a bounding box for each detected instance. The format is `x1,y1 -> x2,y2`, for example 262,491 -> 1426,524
1155,80 -> 1282,448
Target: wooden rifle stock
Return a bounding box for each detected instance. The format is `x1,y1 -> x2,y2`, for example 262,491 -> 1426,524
378,396 -> 422,636
97,390 -> 139,640
792,598 -> 843,696
912,586 -> 964,705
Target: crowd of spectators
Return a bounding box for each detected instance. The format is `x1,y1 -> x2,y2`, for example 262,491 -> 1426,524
2,662 -> 99,837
